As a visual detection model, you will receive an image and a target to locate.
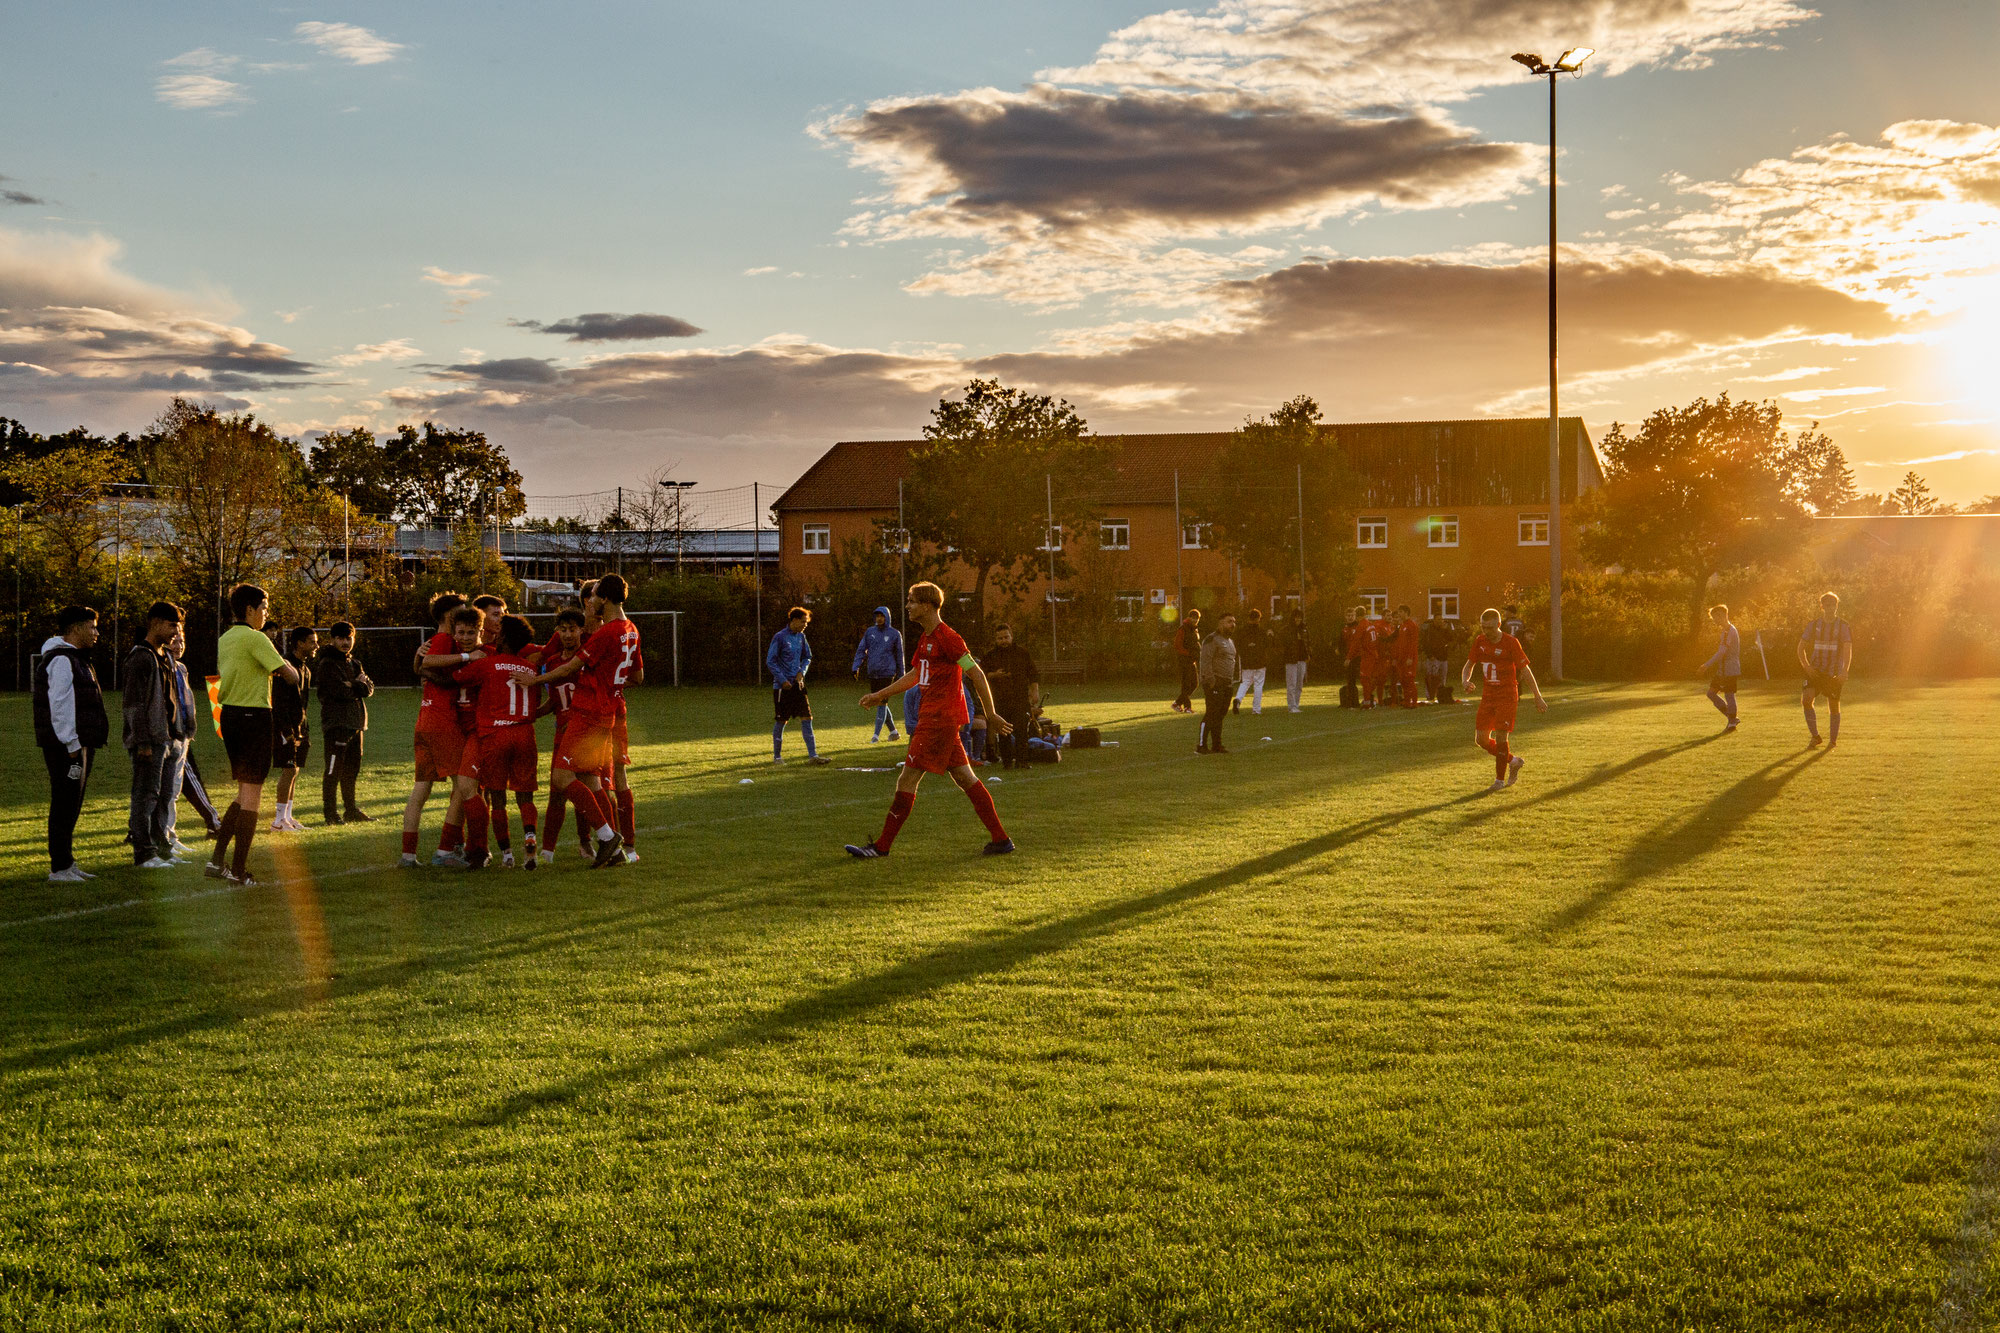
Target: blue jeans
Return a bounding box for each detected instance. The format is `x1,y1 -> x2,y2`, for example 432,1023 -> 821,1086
127,744 -> 174,862
160,737 -> 191,840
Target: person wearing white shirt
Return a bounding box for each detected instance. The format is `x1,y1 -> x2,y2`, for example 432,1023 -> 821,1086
32,606 -> 110,882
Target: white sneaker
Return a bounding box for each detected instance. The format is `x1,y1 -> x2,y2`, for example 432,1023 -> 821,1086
169,838 -> 195,857
285,814 -> 309,832
270,817 -> 289,832
139,856 -> 176,869
1507,755 -> 1525,787
48,865 -> 89,883
76,868 -> 97,879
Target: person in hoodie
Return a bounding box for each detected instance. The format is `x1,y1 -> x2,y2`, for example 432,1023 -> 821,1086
34,605 -> 109,883
768,606 -> 830,765
123,601 -> 189,868
164,626 -> 220,847
850,606 -> 906,743
316,621 -> 376,824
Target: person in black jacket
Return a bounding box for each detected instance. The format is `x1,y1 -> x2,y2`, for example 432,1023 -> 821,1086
1420,612 -> 1456,703
980,624 -> 1041,770
269,626 -> 316,832
1282,612 -> 1309,713
316,621 -> 375,824
1231,607 -> 1270,715
122,601 -> 188,867
34,605 -> 109,882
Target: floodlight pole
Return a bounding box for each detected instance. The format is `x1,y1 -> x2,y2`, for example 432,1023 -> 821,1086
1545,66 -> 1564,681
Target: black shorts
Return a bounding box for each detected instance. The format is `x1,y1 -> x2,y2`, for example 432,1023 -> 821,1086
1709,675 -> 1739,694
869,675 -> 897,698
1803,672 -> 1844,702
220,704 -> 274,784
775,682 -> 813,722
273,729 -> 310,770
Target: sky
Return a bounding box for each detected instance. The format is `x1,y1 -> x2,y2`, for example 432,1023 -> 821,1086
7,0 -> 2000,503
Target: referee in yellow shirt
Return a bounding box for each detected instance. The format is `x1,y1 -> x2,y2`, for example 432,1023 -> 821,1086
206,584 -> 301,885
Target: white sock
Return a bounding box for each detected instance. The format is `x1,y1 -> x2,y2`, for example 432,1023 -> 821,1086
597,825 -> 617,841
276,801 -> 291,821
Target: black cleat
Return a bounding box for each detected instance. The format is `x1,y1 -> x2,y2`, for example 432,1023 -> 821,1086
464,847 -> 490,870
343,808 -> 375,823
590,835 -> 624,869
845,841 -> 887,859
982,838 -> 1016,856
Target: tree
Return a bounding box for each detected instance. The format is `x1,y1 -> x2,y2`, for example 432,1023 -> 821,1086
1578,394 -> 1812,634
0,418 -> 141,506
0,445 -> 131,594
306,427 -> 402,518
272,486 -> 398,626
381,422 -> 525,526
1188,395 -> 1361,600
1778,425 -> 1857,515
1888,470 -> 1953,515
1963,495 -> 2000,515
903,379 -> 1115,630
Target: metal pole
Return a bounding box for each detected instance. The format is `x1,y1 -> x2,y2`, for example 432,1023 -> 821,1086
1045,473 -> 1058,662
672,609 -> 680,687
1547,69 -> 1564,681
897,478 -> 906,636
753,481 -> 762,685
616,486 -> 624,576
1296,463 -> 1308,612
1173,469 -> 1185,617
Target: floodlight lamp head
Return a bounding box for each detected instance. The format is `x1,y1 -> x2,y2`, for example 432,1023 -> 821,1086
1512,52 -> 1546,72
1555,46 -> 1594,71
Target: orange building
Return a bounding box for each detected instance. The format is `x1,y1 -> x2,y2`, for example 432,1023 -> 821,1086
771,417 -> 1601,624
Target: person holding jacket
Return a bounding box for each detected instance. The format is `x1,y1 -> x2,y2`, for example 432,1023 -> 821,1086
1283,612 -> 1310,713
1171,608 -> 1202,713
317,621 -> 376,824
1232,608 -> 1270,714
122,601 -> 188,868
164,627 -> 220,847
768,606 -> 830,765
1198,611 -> 1239,754
850,606 -> 906,743
34,605 -> 109,882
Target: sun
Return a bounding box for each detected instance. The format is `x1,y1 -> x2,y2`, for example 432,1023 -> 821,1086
1940,275 -> 2000,422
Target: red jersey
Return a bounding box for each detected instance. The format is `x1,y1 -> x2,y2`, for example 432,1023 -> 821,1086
1467,632 -> 1530,699
452,651 -> 541,733
418,630 -> 466,733
541,638 -> 580,724
1391,620 -> 1421,662
572,617 -> 641,723
1358,619 -> 1386,661
913,621 -> 971,729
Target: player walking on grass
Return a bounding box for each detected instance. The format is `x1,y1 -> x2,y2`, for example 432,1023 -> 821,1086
1463,607 -> 1547,793
207,584 -> 302,886
400,593 -> 471,868
845,582 -> 1014,858
453,614 -> 543,869
1701,604 -> 1742,734
1799,591 -> 1852,749
534,574 -> 641,869
769,607 -> 830,766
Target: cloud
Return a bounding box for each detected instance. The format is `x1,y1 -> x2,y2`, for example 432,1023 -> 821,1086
1042,0 -> 1818,109
743,266 -> 779,276
0,176 -> 45,208
421,266 -> 489,288
329,337 -> 423,367
294,21 -> 405,65
511,312 -> 705,342
163,47 -> 238,72
422,266 -> 491,320
155,73 -> 249,110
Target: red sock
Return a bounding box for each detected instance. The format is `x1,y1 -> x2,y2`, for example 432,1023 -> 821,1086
1477,735 -> 1499,757
568,784 -> 610,836
965,782 -> 1008,842
1495,738 -> 1511,780
440,821 -> 462,853
402,829 -> 419,856
876,791 -> 916,851
465,795 -> 490,851
542,785 -> 567,848
615,788 -> 635,846
518,797 -> 539,843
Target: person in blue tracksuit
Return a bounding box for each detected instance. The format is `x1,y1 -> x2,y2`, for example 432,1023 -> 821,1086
851,606 -> 906,742
767,607 -> 829,765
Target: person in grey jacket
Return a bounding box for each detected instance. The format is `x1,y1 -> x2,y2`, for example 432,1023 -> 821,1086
316,621 -> 375,824
1700,603 -> 1742,733
851,606 -> 906,742
1198,611 -> 1239,754
123,601 -> 189,868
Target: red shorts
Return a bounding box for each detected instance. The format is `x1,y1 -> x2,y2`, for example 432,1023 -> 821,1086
904,723 -> 970,775
413,721 -> 466,784
457,730 -> 483,780
555,717 -> 616,775
613,715 -> 630,769
1475,693 -> 1519,734
474,724 -> 539,792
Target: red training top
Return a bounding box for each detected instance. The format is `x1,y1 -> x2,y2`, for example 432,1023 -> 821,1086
1466,632 -> 1530,700
418,630 -> 467,734
913,621 -> 971,729
571,617 -> 642,724
453,651 -> 541,733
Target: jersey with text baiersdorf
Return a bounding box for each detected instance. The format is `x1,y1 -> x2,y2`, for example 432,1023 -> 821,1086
418,630 -> 467,734
914,622 -> 971,729
1467,633 -> 1530,700
455,652 -> 541,733
572,618 -> 642,724
1800,616 -> 1851,675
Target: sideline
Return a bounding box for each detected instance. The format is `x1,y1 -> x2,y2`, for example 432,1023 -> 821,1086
0,694 -> 1588,934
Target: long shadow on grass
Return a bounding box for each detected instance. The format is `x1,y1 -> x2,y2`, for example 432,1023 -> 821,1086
460,790 -> 1489,1131
1455,734 -> 1719,830
1531,747 -> 1826,938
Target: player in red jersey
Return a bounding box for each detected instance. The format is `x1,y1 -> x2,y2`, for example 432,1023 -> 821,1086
1356,612 -> 1387,706
844,581 -> 1014,859
1390,604 -> 1421,707
533,607 -> 588,863
1461,607 -> 1547,792
533,573 -> 642,869
452,614 -> 543,870
399,592 -> 474,868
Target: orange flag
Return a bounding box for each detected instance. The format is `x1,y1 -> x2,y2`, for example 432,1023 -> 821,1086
204,675 -> 223,739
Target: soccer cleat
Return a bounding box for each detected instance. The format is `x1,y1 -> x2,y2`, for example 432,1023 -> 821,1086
464,848 -> 491,870
982,838 -> 1016,856
886,730 -> 901,741
324,812 -> 345,826
77,868 -> 96,878
343,809 -> 375,822
500,852 -> 515,868
591,834 -> 625,869
225,869 -> 259,887
808,755 -> 831,766
48,866 -> 89,883
622,848 -> 640,864
1485,779 -> 1508,794
844,841 -> 887,858
398,854 -> 420,869
772,757 -> 785,766
1507,755 -> 1524,786
537,849 -> 555,866
204,862 -> 227,880
1210,745 -> 1229,754
431,849 -> 467,868
139,856 -> 176,870
1807,735 -> 1824,749
869,734 -> 881,743
1723,721 -> 1738,733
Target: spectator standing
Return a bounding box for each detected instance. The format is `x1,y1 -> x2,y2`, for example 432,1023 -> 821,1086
1283,612 -> 1309,713
1198,611 -> 1239,754
317,621 -> 376,823
34,606 -> 108,883
1171,609 -> 1202,713
269,627 -> 317,832
1232,607 -> 1269,714
122,601 -> 188,868
164,627 -> 220,847
851,606 -> 906,743
206,584 -> 301,886
981,624 -> 1041,768
1419,612 -> 1455,703
768,606 -> 830,765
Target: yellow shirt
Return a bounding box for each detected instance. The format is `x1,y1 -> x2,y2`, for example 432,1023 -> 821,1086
215,624 -> 286,709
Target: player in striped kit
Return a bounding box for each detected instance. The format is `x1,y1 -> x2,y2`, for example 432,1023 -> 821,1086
1798,591 -> 1853,749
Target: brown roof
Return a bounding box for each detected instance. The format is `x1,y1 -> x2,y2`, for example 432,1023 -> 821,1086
771,417 -> 1599,513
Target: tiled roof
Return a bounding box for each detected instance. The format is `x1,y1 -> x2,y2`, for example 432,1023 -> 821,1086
771,418 -> 1598,513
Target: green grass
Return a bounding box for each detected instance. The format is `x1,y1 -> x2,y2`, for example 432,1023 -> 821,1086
2,676 -> 1998,1330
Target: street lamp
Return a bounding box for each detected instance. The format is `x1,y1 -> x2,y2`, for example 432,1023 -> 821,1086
1512,45 -> 1591,681
660,480 -> 697,576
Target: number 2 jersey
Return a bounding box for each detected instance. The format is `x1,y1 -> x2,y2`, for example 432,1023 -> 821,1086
571,617 -> 642,726
1466,632 -> 1530,700
912,621 -> 971,729
452,651 -> 541,733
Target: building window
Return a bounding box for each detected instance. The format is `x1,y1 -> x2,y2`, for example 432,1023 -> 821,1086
1427,515 -> 1459,548
1518,512 -> 1549,546
1113,590 -> 1144,622
1270,592 -> 1300,619
802,524 -> 830,555
1039,523 -> 1064,552
1429,588 -> 1460,621
1181,521 -> 1209,549
1100,519 -> 1130,550
1359,588 -> 1389,617
1358,516 -> 1388,548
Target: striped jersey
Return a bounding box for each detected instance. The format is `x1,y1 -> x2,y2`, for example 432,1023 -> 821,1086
1800,616 -> 1851,674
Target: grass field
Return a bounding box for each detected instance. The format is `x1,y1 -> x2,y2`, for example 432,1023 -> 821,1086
3,675 -> 1998,1330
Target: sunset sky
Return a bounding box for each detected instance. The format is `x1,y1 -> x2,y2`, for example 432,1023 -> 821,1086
8,1 -> 2000,502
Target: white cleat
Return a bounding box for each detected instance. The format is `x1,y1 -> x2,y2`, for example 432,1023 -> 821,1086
1485,779 -> 1508,794
1506,755 -> 1524,787
501,852 -> 515,868
537,849 -> 555,866
138,856 -> 176,870
48,865 -> 90,883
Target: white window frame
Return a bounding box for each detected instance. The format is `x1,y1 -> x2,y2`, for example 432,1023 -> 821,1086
1518,512 -> 1550,546
1427,515 -> 1459,548
1039,523 -> 1064,553
1357,516 -> 1388,549
1270,592 -> 1300,619
1429,588 -> 1460,622
1113,589 -> 1144,622
882,526 -> 911,554
802,523 -> 830,555
1359,588 -> 1389,617
1100,518 -> 1130,551
1181,521 -> 1209,550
